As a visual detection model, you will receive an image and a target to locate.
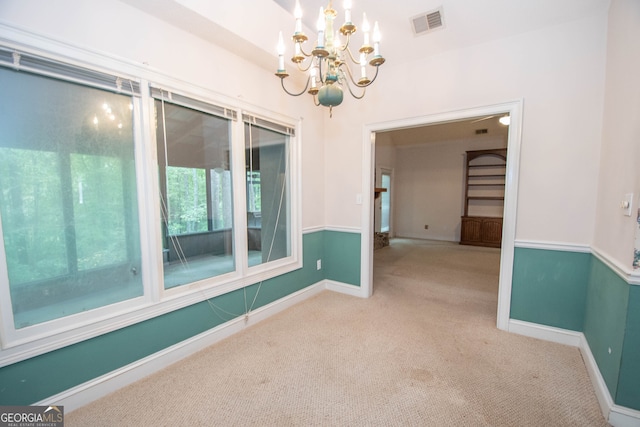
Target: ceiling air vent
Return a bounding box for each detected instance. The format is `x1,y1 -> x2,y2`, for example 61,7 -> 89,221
475,129 -> 488,135
411,7 -> 444,36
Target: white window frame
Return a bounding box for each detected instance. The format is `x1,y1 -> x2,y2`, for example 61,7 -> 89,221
0,28 -> 302,367
0,48 -> 148,352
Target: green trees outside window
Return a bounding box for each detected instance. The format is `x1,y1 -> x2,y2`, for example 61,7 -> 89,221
0,68 -> 142,328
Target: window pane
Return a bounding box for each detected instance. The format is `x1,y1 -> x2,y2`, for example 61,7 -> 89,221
0,68 -> 143,328
245,123 -> 290,267
0,149 -> 67,283
166,166 -> 208,235
72,154 -> 132,270
211,169 -> 232,230
381,173 -> 391,233
155,100 -> 234,288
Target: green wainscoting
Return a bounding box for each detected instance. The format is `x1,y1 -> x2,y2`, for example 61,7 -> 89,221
583,256 -> 630,400
511,248 -> 590,331
5,236 -> 637,412
0,292 -> 245,405
323,230 -> 361,286
0,230 -> 359,405
511,246 -> 639,412
616,285 -> 640,411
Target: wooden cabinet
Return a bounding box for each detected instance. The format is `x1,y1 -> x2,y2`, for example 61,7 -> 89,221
460,149 -> 506,248
460,216 -> 503,248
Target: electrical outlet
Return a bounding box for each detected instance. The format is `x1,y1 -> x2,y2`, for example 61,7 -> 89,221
317,259 -> 322,270
424,225 -> 429,230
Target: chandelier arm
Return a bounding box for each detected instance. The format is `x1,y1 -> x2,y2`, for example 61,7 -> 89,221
338,68 -> 367,99
279,76 -> 311,97
338,62 -> 359,88
338,33 -> 352,53
299,44 -> 314,58
350,64 -> 381,88
341,45 -> 360,65
345,79 -> 367,99
361,65 -> 381,87
339,60 -> 374,91
295,60 -> 313,73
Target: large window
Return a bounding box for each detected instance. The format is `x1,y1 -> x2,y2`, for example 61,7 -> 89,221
0,67 -> 142,329
0,46 -> 300,356
245,120 -> 291,267
154,94 -> 234,288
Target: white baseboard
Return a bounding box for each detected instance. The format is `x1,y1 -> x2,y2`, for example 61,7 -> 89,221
508,319 -> 583,347
578,332 -> 615,420
38,281 -> 327,413
325,280 -> 368,298
610,406 -> 640,427
508,319 -> 640,427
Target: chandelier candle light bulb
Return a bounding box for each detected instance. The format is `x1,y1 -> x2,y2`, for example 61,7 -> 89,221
344,0 -> 352,24
373,21 -> 381,57
317,7 -> 325,48
275,0 -> 386,116
333,31 -> 341,50
277,31 -> 285,72
294,0 -> 302,34
362,13 -> 370,46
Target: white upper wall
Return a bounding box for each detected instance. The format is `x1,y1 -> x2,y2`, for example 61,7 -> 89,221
593,0 -> 640,268
325,10 -> 609,245
0,1 -> 617,247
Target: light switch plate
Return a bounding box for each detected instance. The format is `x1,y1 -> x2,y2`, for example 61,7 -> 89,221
622,193 -> 633,216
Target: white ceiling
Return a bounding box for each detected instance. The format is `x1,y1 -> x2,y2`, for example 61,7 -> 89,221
376,115 -> 509,147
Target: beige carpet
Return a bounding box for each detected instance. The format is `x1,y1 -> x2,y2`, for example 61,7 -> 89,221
67,238 -> 608,426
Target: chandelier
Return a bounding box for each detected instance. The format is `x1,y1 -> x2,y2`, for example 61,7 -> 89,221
275,0 -> 385,117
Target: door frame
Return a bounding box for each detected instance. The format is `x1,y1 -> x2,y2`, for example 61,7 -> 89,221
360,100 -> 523,331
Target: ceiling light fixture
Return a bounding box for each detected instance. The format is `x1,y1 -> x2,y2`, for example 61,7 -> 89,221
275,0 -> 385,117
499,115 -> 510,126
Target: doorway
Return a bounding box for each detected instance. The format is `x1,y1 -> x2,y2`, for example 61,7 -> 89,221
360,101 -> 523,331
